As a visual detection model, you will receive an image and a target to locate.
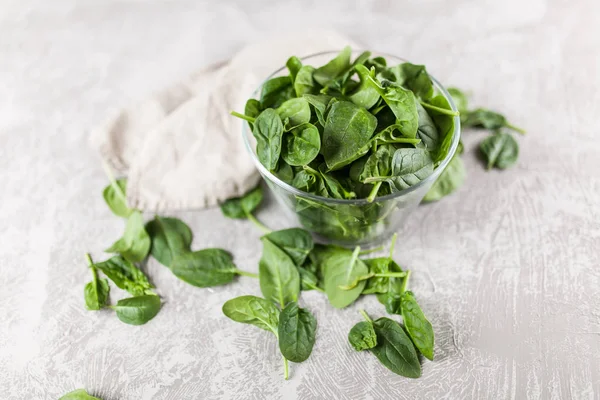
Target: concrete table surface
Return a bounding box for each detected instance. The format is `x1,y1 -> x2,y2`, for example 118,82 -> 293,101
1,0 -> 599,399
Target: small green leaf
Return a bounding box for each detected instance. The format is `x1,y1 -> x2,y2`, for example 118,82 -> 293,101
262,228 -> 314,266
94,255 -> 153,297
260,76 -> 293,109
222,295 -> 280,334
102,178 -> 133,218
348,320 -> 377,351
447,87 -> 468,114
278,302 -> 317,362
480,132 -> 519,169
389,62 -> 434,101
323,246 -> 369,308
252,109 -> 284,171
146,216 -> 193,267
371,317 -> 421,378
349,64 -> 380,109
59,389 -> 102,400
259,238 -> 301,307
105,210 -> 151,263
220,184 -> 263,219
171,249 -> 237,288
313,46 -> 351,86
423,154 -> 466,202
113,294 -> 161,326
401,291 -> 435,360
281,123 -> 321,166
322,101 -> 378,171
303,93 -> 332,126
286,56 -> 303,83
294,65 -> 317,97
84,278 -> 110,311
277,98 -> 311,128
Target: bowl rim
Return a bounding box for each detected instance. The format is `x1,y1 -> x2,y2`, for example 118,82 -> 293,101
241,49 -> 462,205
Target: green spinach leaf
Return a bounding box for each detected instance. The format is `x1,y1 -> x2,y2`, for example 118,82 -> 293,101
260,76 -> 293,109
313,46 -> 351,86
171,249 -> 242,288
389,62 -> 434,101
259,238 -> 300,307
146,216 -> 193,267
278,302 -> 317,362
286,56 -> 303,83
447,87 -> 468,114
94,255 -> 153,296
112,294 -> 161,326
105,210 -> 151,263
321,100 -> 378,170
282,123 -> 320,166
252,108 -> 284,171
349,65 -> 380,109
322,246 -> 369,308
222,295 -> 280,334
262,228 -> 314,266
463,108 -> 525,134
371,317 -> 421,378
277,97 -> 311,128
401,290 -> 434,360
480,132 -> 519,169
102,178 -> 133,218
423,154 -> 466,202
348,320 -> 378,351
294,65 -> 318,97
220,184 -> 263,219
84,254 -> 109,310
303,94 -> 332,126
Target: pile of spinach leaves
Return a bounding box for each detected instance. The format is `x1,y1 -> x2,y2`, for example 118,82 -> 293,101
232,49 -> 524,242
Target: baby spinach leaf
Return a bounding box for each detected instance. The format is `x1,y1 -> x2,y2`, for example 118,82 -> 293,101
274,160 -> 294,183
220,184 -> 263,219
292,168 -> 328,197
260,76 -> 293,109
112,294 -> 161,326
286,56 -> 303,83
262,228 -> 314,266
105,210 -> 151,263
360,67 -> 419,138
415,102 -> 440,153
362,257 -> 391,294
259,238 -> 300,307
294,65 -> 317,97
303,94 -> 332,127
365,148 -> 433,192
371,317 -> 421,378
84,254 -> 110,311
376,262 -> 407,315
244,98 -> 262,130
277,98 -> 311,128
59,389 -> 102,400
425,94 -> 457,164
222,295 -> 280,334
463,108 -> 525,134
252,108 -> 284,171
348,321 -> 378,351
102,178 -> 133,218
170,249 -> 239,288
278,302 -> 317,362
146,216 -> 193,267
349,65 -> 380,109
94,255 -> 153,296
447,87 -> 468,114
480,132 -> 519,169
401,291 -> 434,360
423,154 -> 466,202
298,266 -> 321,291
322,246 -> 369,308
313,46 -> 351,86
389,62 -> 434,101
321,100 -> 378,170
282,123 -> 320,166
318,164 -> 356,200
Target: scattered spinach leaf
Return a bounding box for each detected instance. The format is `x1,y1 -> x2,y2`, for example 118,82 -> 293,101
322,246 -> 369,308
262,228 -> 314,266
278,302 -> 317,362
371,317 -> 421,378
222,295 -> 280,334
480,132 -> 519,169
94,255 -> 153,296
401,291 -> 435,360
102,178 -> 133,218
259,238 -> 300,307
423,154 -> 466,202
105,210 -> 151,263
171,249 -> 246,288
146,216 -> 193,267
112,294 -> 161,326
84,254 -> 110,310
348,310 -> 378,351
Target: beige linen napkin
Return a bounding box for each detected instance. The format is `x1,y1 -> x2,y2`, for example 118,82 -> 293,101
90,31 -> 357,211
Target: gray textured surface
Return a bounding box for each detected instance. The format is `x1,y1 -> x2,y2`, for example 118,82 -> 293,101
1,0 -> 599,399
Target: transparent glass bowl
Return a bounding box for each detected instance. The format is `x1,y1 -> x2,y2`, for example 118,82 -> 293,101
242,51 -> 461,247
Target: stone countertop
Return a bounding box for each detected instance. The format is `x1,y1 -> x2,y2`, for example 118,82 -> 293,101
1,0 -> 599,398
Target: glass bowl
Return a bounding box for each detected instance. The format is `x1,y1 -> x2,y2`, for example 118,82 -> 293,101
242,51 -> 461,247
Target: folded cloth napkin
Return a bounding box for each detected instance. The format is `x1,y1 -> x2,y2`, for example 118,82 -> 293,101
90,31 -> 357,211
